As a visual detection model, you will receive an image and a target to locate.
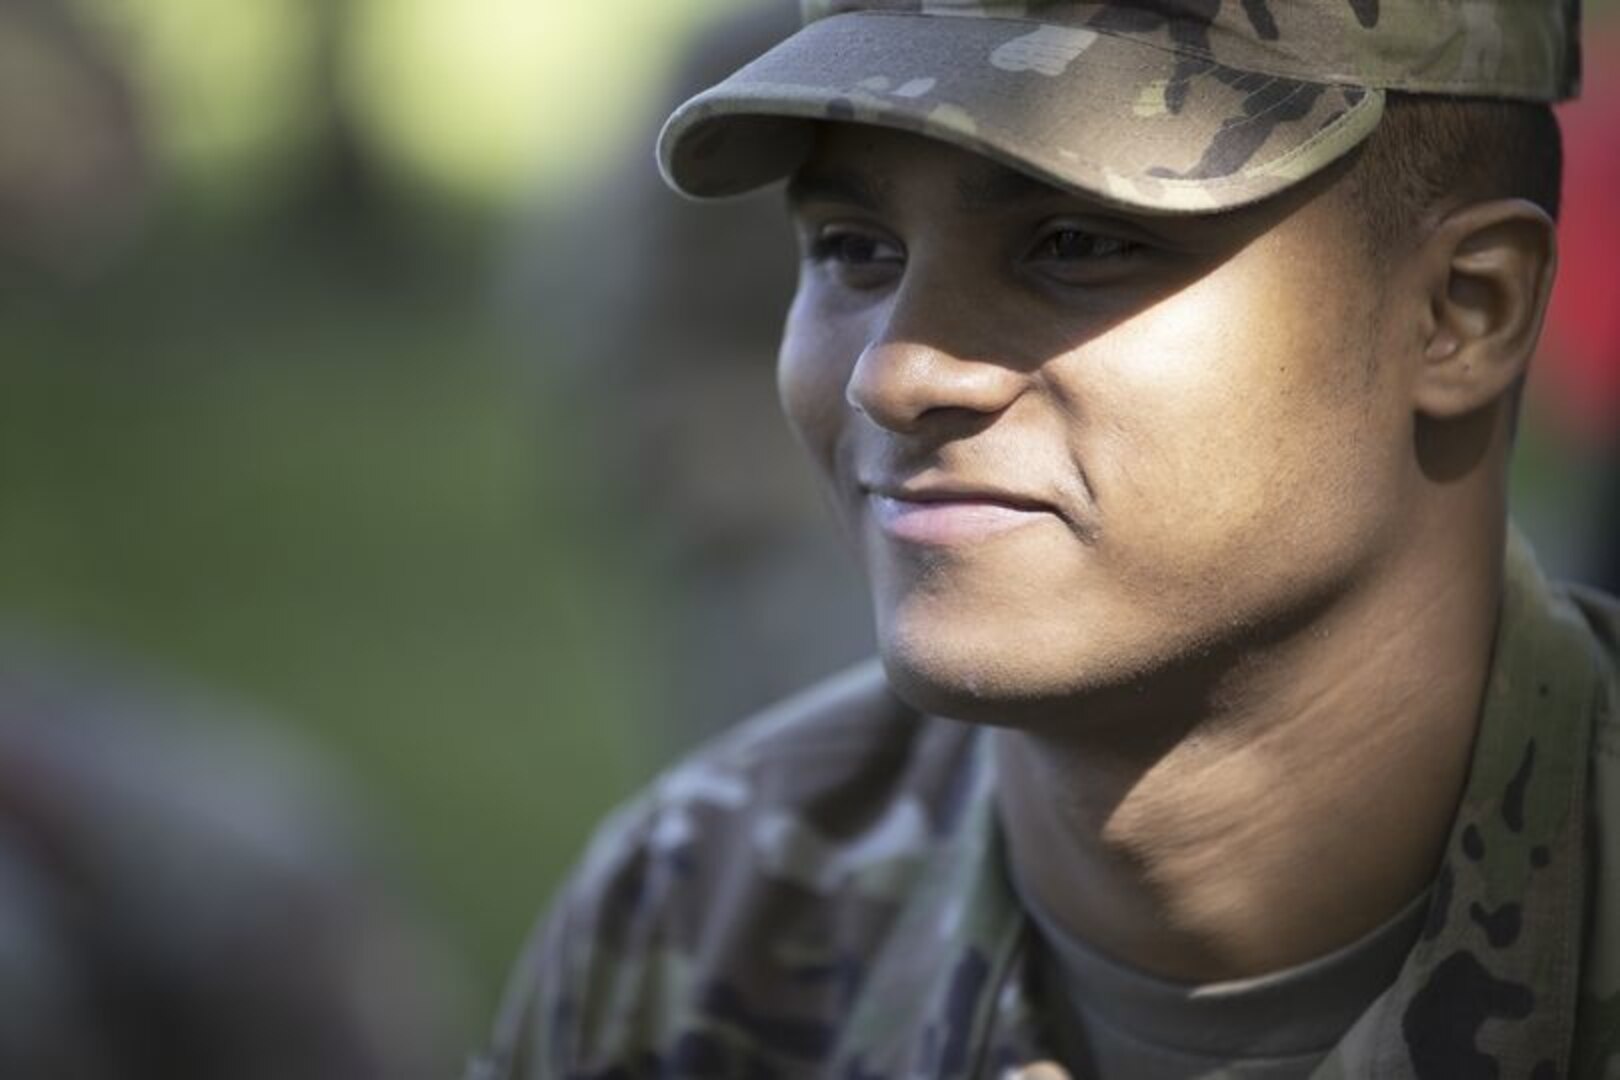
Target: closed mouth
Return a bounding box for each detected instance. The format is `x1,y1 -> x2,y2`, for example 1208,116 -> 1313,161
867,491 -> 1057,545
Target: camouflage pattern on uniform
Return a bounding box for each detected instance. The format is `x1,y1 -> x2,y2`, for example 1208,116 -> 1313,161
468,534 -> 1620,1078
659,0 -> 1581,213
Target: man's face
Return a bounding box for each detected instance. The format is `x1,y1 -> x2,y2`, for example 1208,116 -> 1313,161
779,125 -> 1420,725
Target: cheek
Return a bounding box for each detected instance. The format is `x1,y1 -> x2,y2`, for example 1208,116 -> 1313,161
777,290 -> 858,474
1076,265 -> 1392,570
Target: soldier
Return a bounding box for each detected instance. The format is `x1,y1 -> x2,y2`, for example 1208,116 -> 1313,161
472,1 -> 1619,1076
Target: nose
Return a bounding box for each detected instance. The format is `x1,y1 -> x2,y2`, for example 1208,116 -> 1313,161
846,285 -> 1025,433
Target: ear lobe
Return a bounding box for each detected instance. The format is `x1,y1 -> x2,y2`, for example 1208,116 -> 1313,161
1413,199 -> 1557,419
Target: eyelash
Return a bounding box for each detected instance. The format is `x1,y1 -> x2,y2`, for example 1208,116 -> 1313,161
1031,228 -> 1142,261
806,229 -> 899,266
802,224 -> 1146,274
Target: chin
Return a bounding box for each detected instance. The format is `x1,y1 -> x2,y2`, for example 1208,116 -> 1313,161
874,609 -> 1113,727
870,581 -> 1231,731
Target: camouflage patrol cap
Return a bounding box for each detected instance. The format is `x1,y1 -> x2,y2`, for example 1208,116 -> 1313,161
657,0 -> 1582,214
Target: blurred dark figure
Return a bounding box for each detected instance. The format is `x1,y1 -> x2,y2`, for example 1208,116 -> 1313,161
0,0 -> 148,284
512,0 -> 872,750
1541,22 -> 1620,590
0,638 -> 467,1079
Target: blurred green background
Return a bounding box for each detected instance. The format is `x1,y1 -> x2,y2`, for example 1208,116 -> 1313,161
0,0 -> 754,1042
2,0 -> 1616,1069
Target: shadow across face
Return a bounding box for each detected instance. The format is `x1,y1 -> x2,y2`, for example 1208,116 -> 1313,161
777,122 -> 1415,730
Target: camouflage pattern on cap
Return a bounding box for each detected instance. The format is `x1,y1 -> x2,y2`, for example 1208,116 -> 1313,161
658,0 -> 1581,214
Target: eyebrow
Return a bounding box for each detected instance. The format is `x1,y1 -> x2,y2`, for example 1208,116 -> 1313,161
785,167 -> 890,212
954,165 -> 1066,213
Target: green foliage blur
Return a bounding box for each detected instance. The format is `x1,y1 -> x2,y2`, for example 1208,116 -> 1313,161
0,0 -> 746,1037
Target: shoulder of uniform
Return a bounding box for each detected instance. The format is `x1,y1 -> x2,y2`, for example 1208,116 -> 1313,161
1559,582 -> 1620,733
1560,584 -> 1620,1072
1564,582 -> 1620,667
478,661 -> 977,1073
703,656 -> 919,765
557,657 -> 977,906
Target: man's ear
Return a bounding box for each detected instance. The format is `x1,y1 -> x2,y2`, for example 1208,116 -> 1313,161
1413,199 -> 1557,418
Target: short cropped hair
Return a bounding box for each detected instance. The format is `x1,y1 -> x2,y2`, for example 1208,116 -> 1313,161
1346,92 -> 1564,257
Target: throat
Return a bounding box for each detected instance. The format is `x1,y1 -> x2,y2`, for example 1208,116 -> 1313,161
990,567 -> 1495,983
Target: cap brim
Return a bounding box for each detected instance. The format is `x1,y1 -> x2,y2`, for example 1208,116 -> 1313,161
658,13 -> 1384,215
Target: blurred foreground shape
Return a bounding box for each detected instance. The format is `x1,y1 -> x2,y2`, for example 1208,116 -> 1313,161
0,636 -> 470,1079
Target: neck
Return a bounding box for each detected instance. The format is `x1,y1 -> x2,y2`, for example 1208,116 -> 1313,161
994,515 -> 1504,982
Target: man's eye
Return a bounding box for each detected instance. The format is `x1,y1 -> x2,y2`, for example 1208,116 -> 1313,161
807,229 -> 904,268
1031,228 -> 1140,262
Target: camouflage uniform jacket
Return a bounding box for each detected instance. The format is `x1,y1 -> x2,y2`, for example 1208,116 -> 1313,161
472,536 -> 1620,1078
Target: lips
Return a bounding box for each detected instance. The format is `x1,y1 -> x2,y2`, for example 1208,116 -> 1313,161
864,481 -> 1061,545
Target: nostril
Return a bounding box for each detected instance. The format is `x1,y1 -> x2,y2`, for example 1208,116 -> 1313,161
846,339 -> 941,432
847,337 -> 1023,433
